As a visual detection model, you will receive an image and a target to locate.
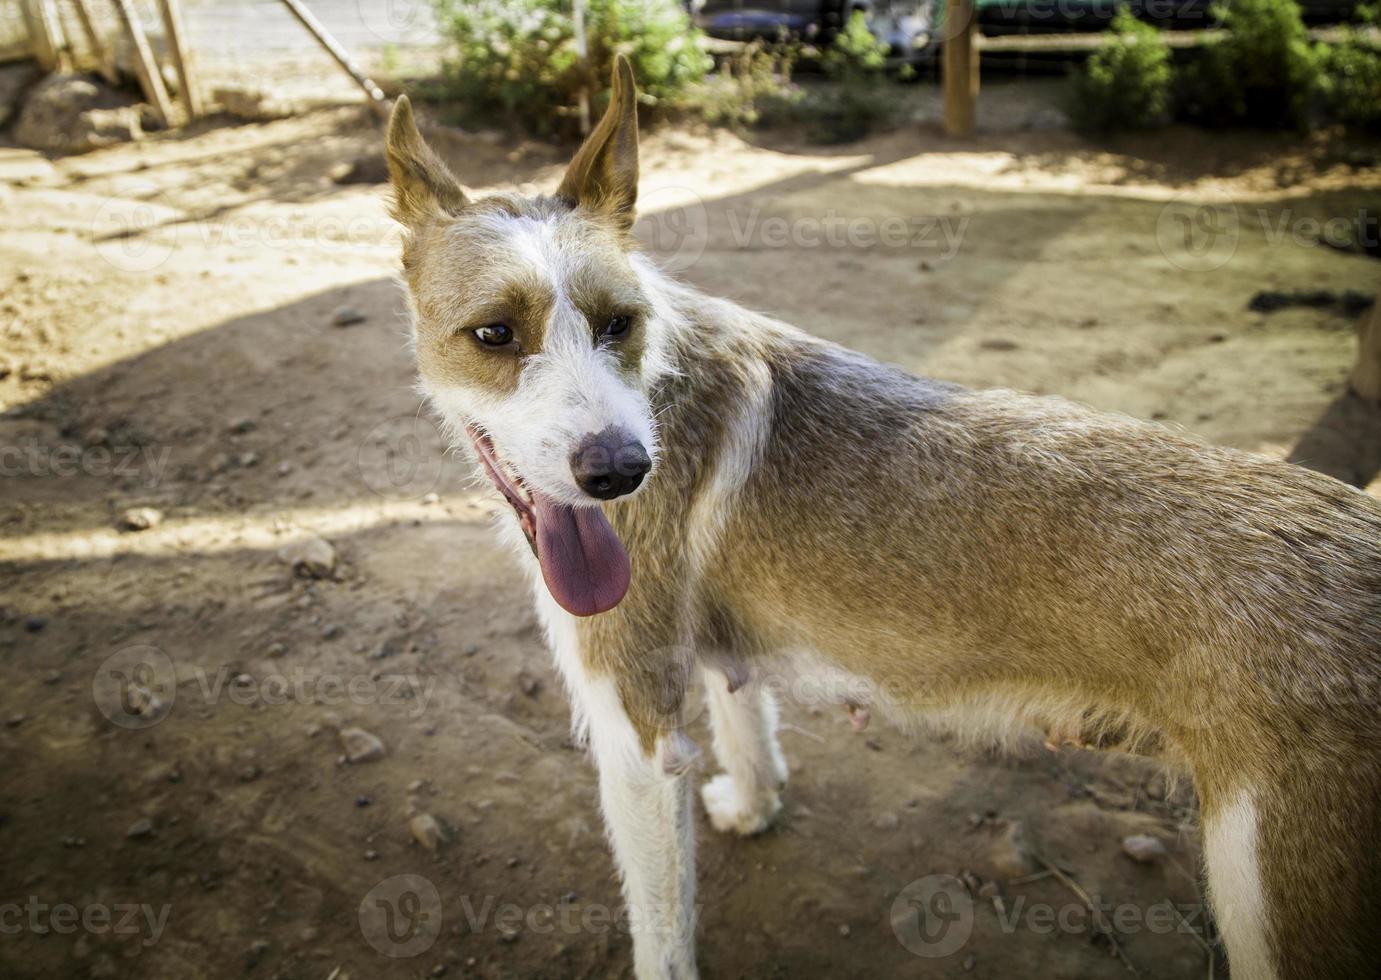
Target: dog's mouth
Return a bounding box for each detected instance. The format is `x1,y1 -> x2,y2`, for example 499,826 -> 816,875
467,424 -> 631,617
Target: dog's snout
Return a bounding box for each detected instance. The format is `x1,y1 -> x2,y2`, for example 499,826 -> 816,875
571,428 -> 651,501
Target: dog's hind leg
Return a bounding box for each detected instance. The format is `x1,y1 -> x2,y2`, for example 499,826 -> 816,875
700,669 -> 787,836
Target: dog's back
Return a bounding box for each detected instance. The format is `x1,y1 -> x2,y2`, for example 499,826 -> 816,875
679,324 -> 1381,979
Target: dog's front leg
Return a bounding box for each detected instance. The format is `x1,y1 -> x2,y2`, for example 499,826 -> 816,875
700,669 -> 787,836
575,675 -> 698,980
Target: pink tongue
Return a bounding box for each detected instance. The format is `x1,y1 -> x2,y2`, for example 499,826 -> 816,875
531,492 -> 630,616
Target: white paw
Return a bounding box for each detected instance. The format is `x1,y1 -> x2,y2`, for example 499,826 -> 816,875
700,773 -> 780,836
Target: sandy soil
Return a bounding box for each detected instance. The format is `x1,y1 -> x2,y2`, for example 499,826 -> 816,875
1,85 -> 1379,980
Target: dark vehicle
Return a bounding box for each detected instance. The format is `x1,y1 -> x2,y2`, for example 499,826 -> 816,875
690,0 -> 941,59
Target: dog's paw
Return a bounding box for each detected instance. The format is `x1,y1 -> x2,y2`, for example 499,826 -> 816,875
700,773 -> 780,836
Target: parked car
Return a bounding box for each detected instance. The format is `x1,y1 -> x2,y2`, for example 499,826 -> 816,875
689,0 -> 941,60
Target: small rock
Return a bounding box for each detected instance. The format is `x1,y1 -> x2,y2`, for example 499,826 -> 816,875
5,714 -> 25,728
518,673 -> 541,697
963,954 -> 976,971
118,507 -> 163,532
322,623 -> 344,640
24,616 -> 48,633
227,417 -> 256,434
246,939 -> 270,967
1122,834 -> 1169,864
410,813 -> 446,852
126,818 -> 155,839
872,812 -> 899,831
988,820 -> 1037,879
356,795 -> 371,808
333,305 -> 367,327
278,536 -> 336,579
339,727 -> 385,764
42,670 -> 62,685
838,924 -> 850,937
266,642 -> 287,658
212,86 -> 292,121
364,849 -> 379,861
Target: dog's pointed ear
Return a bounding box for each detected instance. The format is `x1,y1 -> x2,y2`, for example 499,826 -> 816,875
556,55 -> 639,232
385,95 -> 468,229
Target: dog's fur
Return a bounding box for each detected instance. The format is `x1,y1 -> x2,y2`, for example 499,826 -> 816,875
385,59 -> 1381,980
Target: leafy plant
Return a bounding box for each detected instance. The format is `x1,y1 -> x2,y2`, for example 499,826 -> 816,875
1069,9 -> 1173,131
431,0 -> 711,137
1176,0 -> 1320,128
803,11 -> 898,144
1315,2 -> 1381,130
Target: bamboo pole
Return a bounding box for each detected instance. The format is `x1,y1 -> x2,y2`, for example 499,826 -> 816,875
110,0 -> 173,126
942,0 -> 978,137
572,0 -> 591,136
70,0 -> 119,84
1352,297 -> 1381,404
277,0 -> 389,117
156,0 -> 200,119
23,0 -> 68,72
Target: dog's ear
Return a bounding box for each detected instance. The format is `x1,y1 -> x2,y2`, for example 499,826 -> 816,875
556,55 -> 639,232
385,95 -> 468,229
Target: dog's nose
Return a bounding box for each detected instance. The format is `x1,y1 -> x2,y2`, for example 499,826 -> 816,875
570,428 -> 651,501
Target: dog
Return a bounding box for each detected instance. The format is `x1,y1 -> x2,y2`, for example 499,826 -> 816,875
384,57 -> 1381,980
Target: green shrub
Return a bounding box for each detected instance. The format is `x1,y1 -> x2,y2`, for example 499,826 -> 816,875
803,11 -> 898,144
1177,0 -> 1320,128
432,0 -> 711,137
674,41 -> 803,130
1319,43 -> 1381,129
1316,2 -> 1381,130
1069,9 -> 1173,131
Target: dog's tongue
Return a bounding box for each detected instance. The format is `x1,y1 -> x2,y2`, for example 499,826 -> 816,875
532,492 -> 630,616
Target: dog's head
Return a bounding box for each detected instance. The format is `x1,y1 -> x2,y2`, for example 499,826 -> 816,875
386,57 -> 660,618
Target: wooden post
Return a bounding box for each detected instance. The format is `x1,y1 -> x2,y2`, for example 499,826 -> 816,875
277,0 -> 389,118
1352,296 -> 1381,404
23,0 -> 68,72
70,0 -> 119,84
110,0 -> 173,126
943,0 -> 979,137
156,0 -> 200,119
572,0 -> 591,136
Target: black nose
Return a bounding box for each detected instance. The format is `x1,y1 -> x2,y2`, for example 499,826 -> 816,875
571,428 -> 651,501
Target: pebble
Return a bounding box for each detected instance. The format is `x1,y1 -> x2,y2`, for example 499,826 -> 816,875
126,818 -> 155,839
1121,834 -> 1169,864
988,820 -> 1037,879
333,306 -> 367,327
278,536 -> 337,580
339,727 -> 385,764
227,417 -> 256,435
410,813 -> 446,852
872,812 -> 899,831
838,924 -> 850,937
24,616 -> 47,633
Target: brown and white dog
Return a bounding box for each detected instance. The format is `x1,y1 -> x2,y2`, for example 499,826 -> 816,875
384,58 -> 1381,980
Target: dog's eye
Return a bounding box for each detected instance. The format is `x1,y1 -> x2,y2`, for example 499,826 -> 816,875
474,324 -> 513,347
604,315 -> 632,339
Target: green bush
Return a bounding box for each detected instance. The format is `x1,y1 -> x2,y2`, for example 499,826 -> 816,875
1316,2 -> 1381,130
1319,43 -> 1381,129
803,11 -> 898,144
1177,0 -> 1320,128
432,0 -> 711,137
1069,9 -> 1173,131
674,41 -> 803,130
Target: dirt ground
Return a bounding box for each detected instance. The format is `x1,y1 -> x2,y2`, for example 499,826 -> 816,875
2,80 -> 1379,980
